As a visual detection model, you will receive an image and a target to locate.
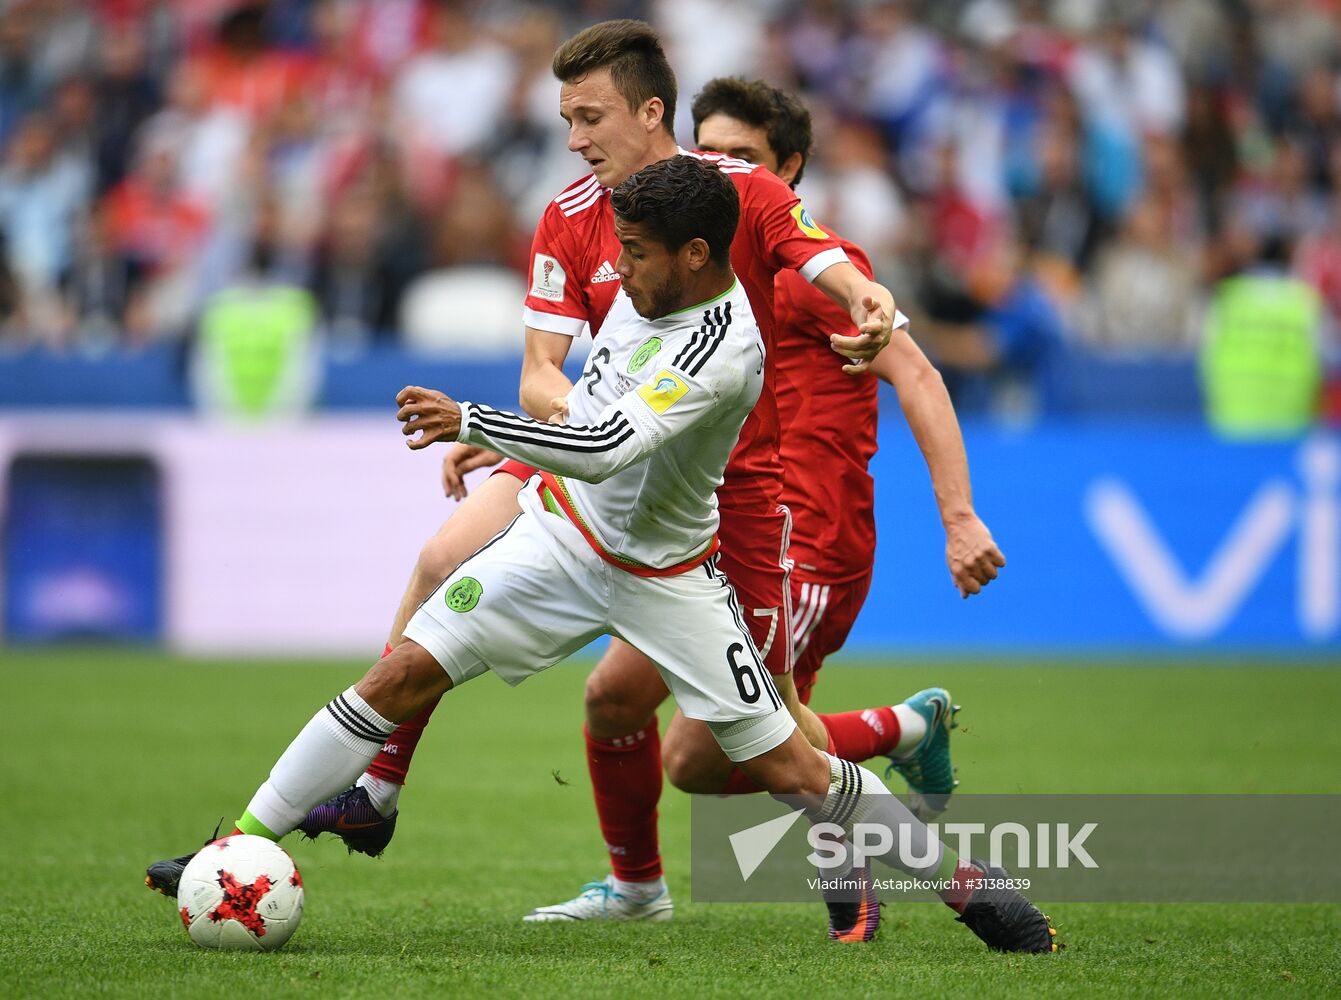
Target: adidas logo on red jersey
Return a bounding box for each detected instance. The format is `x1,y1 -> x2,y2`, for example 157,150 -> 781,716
591,261 -> 621,284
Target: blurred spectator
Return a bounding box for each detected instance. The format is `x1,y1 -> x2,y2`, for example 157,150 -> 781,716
430,158 -> 525,270
90,25 -> 161,195
392,1 -> 517,166
1082,194 -> 1201,353
58,203 -> 147,347
1295,193 -> 1341,363
489,6 -> 571,229
187,3 -> 308,122
914,233 -> 1067,420
1255,0 -> 1340,81
303,0 -> 386,137
193,195 -> 319,419
1200,234 -> 1323,438
1229,138 -> 1329,252
141,61 -> 248,215
1282,64 -> 1341,195
309,183 -> 413,350
1181,84 -> 1237,233
1067,6 -> 1186,139
847,0 -> 945,159
0,4 -> 47,148
657,0 -> 765,137
797,119 -> 907,273
99,124 -> 210,340
0,113 -> 90,333
1014,113 -> 1102,275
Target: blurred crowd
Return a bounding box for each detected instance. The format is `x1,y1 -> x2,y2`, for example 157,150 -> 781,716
0,0 -> 1339,422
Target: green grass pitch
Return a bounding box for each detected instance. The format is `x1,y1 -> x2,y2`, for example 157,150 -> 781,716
3,649 -> 1339,998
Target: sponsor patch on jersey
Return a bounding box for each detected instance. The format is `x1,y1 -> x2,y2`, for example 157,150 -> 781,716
627,336 -> 663,374
790,204 -> 829,240
444,577 -> 483,613
531,254 -> 566,301
637,370 -> 690,414
591,260 -> 621,283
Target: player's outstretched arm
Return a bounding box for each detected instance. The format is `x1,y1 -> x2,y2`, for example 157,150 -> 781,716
398,363 -> 728,485
867,331 -> 1006,598
812,261 -> 901,373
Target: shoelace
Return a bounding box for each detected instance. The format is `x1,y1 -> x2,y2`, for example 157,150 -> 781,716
578,879 -> 615,907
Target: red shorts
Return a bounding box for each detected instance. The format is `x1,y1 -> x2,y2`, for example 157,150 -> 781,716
715,504 -> 794,677
790,570 -> 873,705
494,459 -> 537,480
494,462 -> 794,676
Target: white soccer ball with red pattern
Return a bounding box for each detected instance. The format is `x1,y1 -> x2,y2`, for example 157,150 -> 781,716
176,835 -> 304,951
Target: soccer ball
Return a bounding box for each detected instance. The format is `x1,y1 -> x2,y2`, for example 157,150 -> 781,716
176,835 -> 304,951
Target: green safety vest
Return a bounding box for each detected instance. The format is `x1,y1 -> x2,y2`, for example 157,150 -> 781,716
198,284 -> 317,418
1200,274 -> 1322,438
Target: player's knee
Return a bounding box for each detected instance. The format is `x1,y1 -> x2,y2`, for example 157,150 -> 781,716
417,528 -> 466,582
583,670 -> 651,737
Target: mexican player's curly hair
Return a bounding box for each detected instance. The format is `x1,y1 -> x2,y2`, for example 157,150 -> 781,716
611,157 -> 740,267
691,77 -> 813,187
552,20 -> 677,136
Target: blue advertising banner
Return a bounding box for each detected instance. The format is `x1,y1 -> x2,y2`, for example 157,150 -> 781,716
851,422 -> 1340,653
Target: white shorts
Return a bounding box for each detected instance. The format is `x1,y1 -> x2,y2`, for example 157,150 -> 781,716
403,490 -> 795,761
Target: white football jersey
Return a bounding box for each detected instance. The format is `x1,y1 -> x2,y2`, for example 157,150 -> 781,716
457,279 -> 763,572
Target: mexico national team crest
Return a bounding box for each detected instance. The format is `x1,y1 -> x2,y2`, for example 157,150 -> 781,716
628,337 -> 663,374
638,370 -> 690,414
790,204 -> 829,240
445,577 -> 483,613
531,254 -> 566,301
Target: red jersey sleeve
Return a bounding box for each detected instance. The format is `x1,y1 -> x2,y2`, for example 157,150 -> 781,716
522,195 -> 593,337
737,165 -> 850,283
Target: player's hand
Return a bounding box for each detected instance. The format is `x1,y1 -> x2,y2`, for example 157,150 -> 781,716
832,295 -> 895,374
547,396 -> 569,425
440,443 -> 503,500
396,385 -> 463,450
944,513 -> 1006,598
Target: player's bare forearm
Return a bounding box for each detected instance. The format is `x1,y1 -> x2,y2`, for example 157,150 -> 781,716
869,334 -> 1006,597
812,261 -> 898,371
521,326 -> 576,420
520,363 -> 574,420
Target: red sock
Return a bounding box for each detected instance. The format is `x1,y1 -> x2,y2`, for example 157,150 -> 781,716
586,720 -> 663,882
939,859 -> 985,913
818,707 -> 900,762
364,642 -> 440,786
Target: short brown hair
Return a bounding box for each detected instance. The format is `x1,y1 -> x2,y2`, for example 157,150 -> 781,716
691,77 -> 813,187
552,20 -> 677,136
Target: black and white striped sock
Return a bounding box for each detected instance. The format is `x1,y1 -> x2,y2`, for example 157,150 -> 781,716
242,687 -> 396,837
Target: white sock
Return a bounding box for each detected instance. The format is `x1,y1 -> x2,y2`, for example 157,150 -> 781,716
356,772 -> 401,817
243,687 -> 396,837
813,753 -> 942,878
611,875 -> 668,901
891,704 -> 927,757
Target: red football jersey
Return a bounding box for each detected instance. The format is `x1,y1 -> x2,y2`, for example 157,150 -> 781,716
522,152 -> 850,512
774,234 -> 879,582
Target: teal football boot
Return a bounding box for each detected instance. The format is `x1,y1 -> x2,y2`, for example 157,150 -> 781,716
885,687 -> 959,820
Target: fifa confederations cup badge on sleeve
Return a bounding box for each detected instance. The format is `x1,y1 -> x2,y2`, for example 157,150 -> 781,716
445,577 -> 483,613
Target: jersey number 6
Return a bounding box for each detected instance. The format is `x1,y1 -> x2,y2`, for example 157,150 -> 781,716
727,642 -> 761,704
